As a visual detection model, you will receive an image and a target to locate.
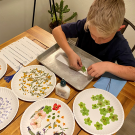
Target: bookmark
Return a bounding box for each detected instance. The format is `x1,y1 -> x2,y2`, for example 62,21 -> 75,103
56,54 -> 88,76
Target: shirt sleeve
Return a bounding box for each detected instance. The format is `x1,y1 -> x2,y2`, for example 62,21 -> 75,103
116,39 -> 135,67
61,18 -> 86,38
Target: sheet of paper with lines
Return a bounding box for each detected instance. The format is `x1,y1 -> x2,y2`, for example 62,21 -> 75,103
0,37 -> 45,71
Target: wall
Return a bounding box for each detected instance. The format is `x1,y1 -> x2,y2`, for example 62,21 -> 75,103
0,0 -> 33,44
34,0 -> 93,32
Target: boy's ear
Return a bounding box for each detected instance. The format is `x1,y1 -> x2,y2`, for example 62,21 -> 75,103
117,25 -> 126,31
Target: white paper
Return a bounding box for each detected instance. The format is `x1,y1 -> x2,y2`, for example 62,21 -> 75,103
0,51 -> 22,71
3,45 -> 30,66
17,40 -> 40,56
14,41 -> 37,59
56,54 -> 88,76
2,46 -> 25,65
22,37 -> 45,53
0,37 -> 46,70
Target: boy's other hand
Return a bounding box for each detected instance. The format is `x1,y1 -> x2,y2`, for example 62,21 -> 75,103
68,51 -> 82,71
87,62 -> 108,78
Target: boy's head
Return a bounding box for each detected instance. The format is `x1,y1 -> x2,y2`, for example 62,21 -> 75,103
84,0 -> 125,44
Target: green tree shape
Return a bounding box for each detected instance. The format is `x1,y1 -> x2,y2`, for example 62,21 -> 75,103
91,95 -> 97,101
80,107 -> 89,116
97,101 -> 105,108
84,117 -> 92,126
96,94 -> 104,101
92,104 -> 99,109
104,100 -> 110,105
43,105 -> 52,114
107,106 -> 114,113
109,113 -> 118,122
100,116 -> 110,125
81,66 -> 86,73
94,122 -> 103,130
78,102 -> 86,109
99,108 -> 108,116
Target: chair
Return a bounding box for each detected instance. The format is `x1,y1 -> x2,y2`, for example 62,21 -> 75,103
120,18 -> 135,53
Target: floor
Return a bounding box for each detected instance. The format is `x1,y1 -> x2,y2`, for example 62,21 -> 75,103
116,105 -> 135,135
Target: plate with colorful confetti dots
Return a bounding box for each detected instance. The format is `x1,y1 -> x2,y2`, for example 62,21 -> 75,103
73,88 -> 124,135
0,87 -> 19,130
11,65 -> 56,102
0,58 -> 7,79
20,98 -> 75,135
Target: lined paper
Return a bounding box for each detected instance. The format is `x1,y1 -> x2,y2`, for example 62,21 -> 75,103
0,50 -> 21,71
0,37 -> 45,71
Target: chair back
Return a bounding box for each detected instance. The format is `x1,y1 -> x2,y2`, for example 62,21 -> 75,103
120,18 -> 135,53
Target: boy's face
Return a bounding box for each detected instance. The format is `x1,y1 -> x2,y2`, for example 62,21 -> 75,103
89,25 -> 116,44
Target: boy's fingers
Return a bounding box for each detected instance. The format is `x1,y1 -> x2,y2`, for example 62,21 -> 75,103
87,68 -> 94,75
78,59 -> 83,67
87,65 -> 92,71
69,66 -> 78,71
69,63 -> 81,71
91,71 -> 98,77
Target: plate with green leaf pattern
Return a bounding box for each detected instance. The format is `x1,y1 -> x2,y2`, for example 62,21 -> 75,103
20,98 -> 75,135
73,88 -> 124,135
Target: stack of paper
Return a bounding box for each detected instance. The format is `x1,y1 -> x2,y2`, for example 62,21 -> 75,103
0,37 -> 45,71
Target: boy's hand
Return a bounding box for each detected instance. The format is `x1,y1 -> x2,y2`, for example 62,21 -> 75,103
87,62 -> 108,78
68,51 -> 82,70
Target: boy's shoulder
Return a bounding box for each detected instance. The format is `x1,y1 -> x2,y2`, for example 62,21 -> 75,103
61,18 -> 86,29
61,18 -> 87,38
111,31 -> 128,47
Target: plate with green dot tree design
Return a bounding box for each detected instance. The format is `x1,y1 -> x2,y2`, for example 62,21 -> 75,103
20,98 -> 75,135
73,88 -> 124,135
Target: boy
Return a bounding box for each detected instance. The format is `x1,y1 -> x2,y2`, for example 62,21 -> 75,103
52,0 -> 135,81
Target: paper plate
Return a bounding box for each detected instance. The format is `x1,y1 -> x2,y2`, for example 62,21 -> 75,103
73,88 -> 124,135
0,58 -> 7,79
0,87 -> 19,130
11,65 -> 56,102
20,98 -> 75,135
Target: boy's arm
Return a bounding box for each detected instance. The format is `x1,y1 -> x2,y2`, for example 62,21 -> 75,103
87,61 -> 135,81
52,26 -> 73,55
52,26 -> 82,70
107,62 -> 135,81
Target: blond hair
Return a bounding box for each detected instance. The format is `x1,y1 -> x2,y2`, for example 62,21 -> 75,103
84,0 -> 125,36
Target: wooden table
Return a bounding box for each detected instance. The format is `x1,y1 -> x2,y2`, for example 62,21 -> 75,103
0,26 -> 135,135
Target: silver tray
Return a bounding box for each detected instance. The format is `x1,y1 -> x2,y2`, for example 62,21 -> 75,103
37,42 -> 101,90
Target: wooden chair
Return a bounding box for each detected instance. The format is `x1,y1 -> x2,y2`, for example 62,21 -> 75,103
120,18 -> 135,53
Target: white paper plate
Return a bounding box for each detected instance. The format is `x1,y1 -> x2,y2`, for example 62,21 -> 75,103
73,88 -> 124,135
0,58 -> 7,79
20,98 -> 75,135
0,87 -> 19,130
11,65 -> 56,102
